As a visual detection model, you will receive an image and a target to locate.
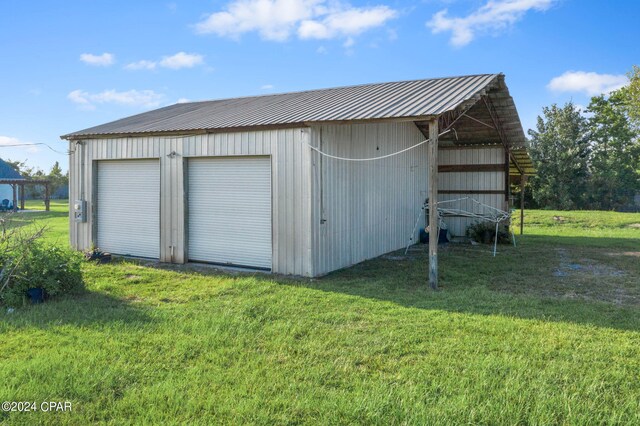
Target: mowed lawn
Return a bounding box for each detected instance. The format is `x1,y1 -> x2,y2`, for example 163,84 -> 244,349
1,202 -> 639,424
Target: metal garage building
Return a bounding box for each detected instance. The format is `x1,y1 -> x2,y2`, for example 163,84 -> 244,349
62,73 -> 533,277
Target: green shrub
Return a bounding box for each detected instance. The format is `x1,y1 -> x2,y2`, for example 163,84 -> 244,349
0,241 -> 84,308
465,221 -> 512,244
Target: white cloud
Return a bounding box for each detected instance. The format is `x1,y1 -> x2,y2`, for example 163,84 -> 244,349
427,0 -> 556,47
67,89 -> 165,110
79,52 -> 115,66
260,84 -> 274,90
342,37 -> 354,48
159,52 -> 204,69
298,6 -> 397,40
547,71 -> 628,96
124,60 -> 157,71
176,98 -> 191,103
0,136 -> 39,153
194,0 -> 397,43
124,53 -> 204,71
67,90 -> 95,110
195,0 -> 321,41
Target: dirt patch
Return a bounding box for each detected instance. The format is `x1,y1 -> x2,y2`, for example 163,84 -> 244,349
553,249 -> 625,277
627,223 -> 640,229
607,251 -> 640,258
546,248 -> 638,306
125,274 -> 142,280
553,216 -> 566,222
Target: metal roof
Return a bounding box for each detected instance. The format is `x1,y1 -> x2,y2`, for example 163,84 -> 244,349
62,74 -> 505,138
62,73 -> 533,174
0,159 -> 25,180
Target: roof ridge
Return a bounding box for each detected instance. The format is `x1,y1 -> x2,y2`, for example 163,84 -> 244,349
180,73 -> 498,105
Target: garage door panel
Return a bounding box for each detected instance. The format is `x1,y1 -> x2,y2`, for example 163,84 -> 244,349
97,160 -> 160,259
188,157 -> 272,269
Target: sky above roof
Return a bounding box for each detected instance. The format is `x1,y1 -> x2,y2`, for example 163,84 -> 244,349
1,0 -> 638,171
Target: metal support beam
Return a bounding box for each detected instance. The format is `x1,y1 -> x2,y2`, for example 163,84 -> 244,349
483,95 -> 525,177
520,174 -> 527,235
439,164 -> 504,173
428,119 -> 439,290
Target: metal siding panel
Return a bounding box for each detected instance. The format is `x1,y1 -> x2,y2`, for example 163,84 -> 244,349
158,137 -> 185,263
312,121 -> 427,275
437,146 -> 506,236
294,131 -> 303,274
271,131 -> 280,273
70,129 -> 311,275
188,157 -> 272,269
97,159 -> 160,258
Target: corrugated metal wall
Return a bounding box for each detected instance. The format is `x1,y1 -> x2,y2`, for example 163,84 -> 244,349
67,124 -> 509,278
438,146 -> 506,236
309,122 -> 428,276
68,129 -> 312,276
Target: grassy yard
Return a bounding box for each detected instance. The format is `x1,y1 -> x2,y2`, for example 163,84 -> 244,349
1,204 -> 639,424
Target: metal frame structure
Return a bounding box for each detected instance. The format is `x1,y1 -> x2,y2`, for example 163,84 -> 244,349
0,179 -> 51,212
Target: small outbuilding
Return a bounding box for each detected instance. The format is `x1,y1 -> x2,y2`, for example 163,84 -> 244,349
0,159 -> 24,208
62,73 -> 533,277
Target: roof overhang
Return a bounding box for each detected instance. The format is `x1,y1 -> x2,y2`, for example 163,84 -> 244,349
415,74 -> 534,176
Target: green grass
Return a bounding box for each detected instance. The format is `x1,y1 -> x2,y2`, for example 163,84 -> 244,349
514,209 -> 640,248
1,203 -> 639,424
3,200 -> 69,246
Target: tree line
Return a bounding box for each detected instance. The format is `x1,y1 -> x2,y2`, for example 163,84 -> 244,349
5,160 -> 69,199
526,66 -> 640,211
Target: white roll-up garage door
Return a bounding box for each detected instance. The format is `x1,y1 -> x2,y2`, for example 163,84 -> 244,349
97,160 -> 160,259
188,157 -> 272,269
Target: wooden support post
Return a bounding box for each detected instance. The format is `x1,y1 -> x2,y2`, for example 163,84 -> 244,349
520,174 -> 526,235
20,184 -> 25,210
12,184 -> 17,212
44,183 -> 50,212
428,119 -> 439,290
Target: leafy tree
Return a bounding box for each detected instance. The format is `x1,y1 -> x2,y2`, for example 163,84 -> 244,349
4,159 -> 69,200
626,65 -> 640,126
47,161 -> 68,198
586,88 -> 640,209
4,159 -> 32,177
528,102 -> 590,209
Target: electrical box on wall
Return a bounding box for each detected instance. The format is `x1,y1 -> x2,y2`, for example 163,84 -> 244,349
73,200 -> 87,223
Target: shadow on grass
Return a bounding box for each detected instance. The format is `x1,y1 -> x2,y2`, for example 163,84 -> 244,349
1,289 -> 154,330
265,241 -> 640,333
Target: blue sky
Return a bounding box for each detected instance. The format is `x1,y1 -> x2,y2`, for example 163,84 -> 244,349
1,0 -> 638,171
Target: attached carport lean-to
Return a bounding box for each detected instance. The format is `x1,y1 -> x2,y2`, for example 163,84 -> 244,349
412,76 -> 535,289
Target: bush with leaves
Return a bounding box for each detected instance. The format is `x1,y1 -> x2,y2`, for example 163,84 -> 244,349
465,221 -> 511,244
0,217 -> 83,307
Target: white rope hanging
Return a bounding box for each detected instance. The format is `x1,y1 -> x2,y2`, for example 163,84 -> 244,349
305,129 -> 451,162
